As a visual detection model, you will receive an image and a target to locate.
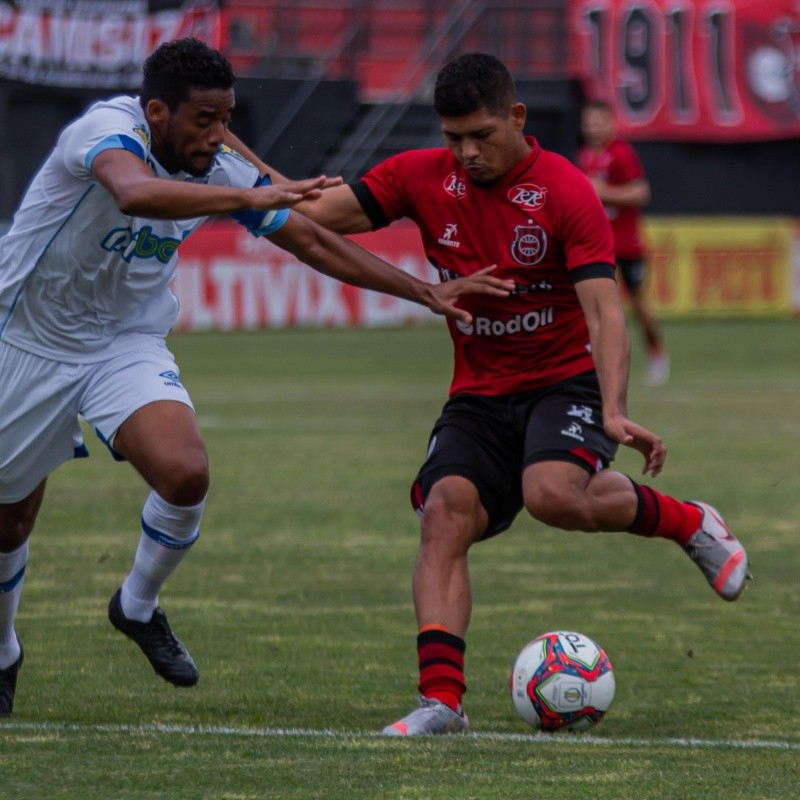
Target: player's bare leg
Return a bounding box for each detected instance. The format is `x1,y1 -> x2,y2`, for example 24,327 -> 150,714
383,476 -> 485,736
114,400 -> 209,506
0,481 -> 45,716
412,476 -> 486,638
628,288 -> 669,386
108,401 -> 209,686
523,461 -> 749,600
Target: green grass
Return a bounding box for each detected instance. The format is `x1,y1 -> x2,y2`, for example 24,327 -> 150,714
3,319 -> 800,799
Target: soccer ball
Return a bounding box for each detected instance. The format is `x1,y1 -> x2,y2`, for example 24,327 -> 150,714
509,631 -> 615,732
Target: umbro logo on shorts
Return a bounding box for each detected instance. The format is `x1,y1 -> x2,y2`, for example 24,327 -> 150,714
159,370 -> 183,388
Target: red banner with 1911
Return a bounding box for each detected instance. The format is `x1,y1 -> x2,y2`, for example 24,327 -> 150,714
569,0 -> 800,141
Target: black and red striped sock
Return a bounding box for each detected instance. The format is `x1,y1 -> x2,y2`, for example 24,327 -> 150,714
627,479 -> 702,546
417,626 -> 466,711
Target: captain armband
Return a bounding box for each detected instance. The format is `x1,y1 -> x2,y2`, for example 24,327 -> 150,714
229,174 -> 291,237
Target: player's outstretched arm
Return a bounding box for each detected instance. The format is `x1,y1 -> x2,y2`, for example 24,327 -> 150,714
575,275 -> 667,477
223,129 -> 343,196
91,148 -> 334,219
221,131 -> 370,235
267,213 -> 513,323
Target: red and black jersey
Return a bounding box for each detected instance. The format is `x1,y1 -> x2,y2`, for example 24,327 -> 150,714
353,136 -> 615,397
575,138 -> 646,260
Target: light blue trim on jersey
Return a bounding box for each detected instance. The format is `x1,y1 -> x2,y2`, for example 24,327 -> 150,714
141,517 -> 200,550
0,565 -> 26,594
85,134 -> 146,172
0,185 -> 96,338
229,174 -> 291,237
249,208 -> 290,236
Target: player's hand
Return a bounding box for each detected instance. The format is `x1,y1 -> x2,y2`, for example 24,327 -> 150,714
604,413 -> 667,477
425,266 -> 515,323
251,176 -> 341,209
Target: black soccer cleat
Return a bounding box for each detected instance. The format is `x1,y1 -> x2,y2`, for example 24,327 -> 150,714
108,588 -> 199,687
0,636 -> 23,717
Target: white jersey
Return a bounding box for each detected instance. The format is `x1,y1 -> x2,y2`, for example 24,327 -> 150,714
0,95 -> 271,362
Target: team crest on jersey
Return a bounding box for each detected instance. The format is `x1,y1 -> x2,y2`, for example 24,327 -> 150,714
508,183 -> 547,210
219,143 -> 252,166
511,225 -> 547,265
443,172 -> 467,199
132,124 -> 150,148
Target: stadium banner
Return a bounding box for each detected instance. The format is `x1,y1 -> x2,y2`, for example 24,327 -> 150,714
568,0 -> 800,141
172,220 -> 436,331
172,218 -> 799,330
642,217 -> 797,316
0,0 -> 221,89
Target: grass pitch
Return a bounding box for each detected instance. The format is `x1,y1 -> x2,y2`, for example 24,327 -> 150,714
2,319 -> 799,799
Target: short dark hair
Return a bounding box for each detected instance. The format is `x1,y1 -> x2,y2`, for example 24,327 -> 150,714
140,37 -> 235,110
433,52 -> 516,118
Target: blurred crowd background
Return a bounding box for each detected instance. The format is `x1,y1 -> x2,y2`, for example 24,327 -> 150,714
1,0 -> 798,323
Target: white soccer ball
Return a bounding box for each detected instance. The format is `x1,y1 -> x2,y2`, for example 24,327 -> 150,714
509,631 -> 616,732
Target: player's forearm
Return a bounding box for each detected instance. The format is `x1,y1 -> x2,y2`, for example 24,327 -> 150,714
577,279 -> 631,416
591,316 -> 631,418
596,179 -> 650,208
269,217 -> 431,306
291,183 -> 374,235
112,177 -> 256,219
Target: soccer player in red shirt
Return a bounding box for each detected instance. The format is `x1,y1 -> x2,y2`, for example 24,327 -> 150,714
240,53 -> 750,736
577,100 -> 670,386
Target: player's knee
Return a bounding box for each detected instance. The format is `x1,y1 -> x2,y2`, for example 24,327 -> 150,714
524,484 -> 589,531
0,486 -> 45,550
156,451 -> 209,505
419,493 -> 478,554
0,516 -> 35,551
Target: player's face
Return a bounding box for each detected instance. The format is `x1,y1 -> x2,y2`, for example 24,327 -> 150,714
580,107 -> 616,148
148,87 -> 235,176
440,104 -> 528,185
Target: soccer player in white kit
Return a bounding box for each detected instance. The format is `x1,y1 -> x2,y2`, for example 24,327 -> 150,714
0,38 -> 512,716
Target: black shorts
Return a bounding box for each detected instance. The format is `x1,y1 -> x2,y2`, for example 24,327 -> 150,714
411,371 -> 618,539
617,257 -> 646,292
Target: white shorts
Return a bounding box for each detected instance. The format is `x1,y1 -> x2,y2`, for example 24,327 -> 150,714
0,338 -> 194,503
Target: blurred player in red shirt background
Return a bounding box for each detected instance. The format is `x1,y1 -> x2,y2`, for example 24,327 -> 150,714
577,100 -> 670,387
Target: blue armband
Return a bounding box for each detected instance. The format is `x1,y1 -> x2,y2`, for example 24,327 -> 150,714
230,174 -> 291,237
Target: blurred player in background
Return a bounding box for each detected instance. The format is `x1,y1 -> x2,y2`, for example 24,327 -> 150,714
577,100 -> 670,387
243,52 -> 750,737
0,38 -> 510,717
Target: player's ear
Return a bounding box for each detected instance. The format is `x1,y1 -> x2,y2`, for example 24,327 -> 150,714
144,98 -> 170,128
510,102 -> 526,131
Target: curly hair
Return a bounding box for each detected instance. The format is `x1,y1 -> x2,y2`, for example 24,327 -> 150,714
140,37 -> 235,110
434,52 -> 516,118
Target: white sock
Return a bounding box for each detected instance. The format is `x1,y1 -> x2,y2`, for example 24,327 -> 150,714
0,541 -> 28,669
120,492 -> 204,622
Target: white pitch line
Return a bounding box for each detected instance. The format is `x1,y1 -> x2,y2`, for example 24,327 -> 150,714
2,721 -> 799,751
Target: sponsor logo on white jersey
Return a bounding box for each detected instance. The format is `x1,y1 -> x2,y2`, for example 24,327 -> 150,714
101,225 -> 183,264
455,306 -> 554,336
